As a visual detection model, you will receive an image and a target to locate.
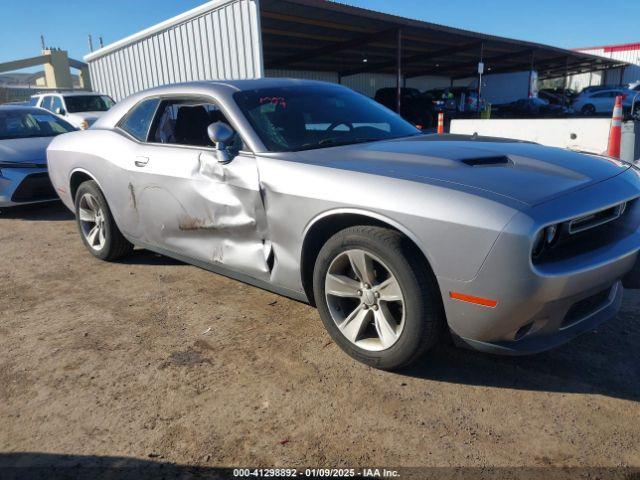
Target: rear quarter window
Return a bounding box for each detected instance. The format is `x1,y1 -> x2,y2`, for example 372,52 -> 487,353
119,98 -> 160,141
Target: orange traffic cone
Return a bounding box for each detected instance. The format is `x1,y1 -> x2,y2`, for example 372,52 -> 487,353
607,96 -> 623,158
437,112 -> 444,135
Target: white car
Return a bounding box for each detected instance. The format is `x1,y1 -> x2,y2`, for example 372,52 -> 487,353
572,88 -> 638,115
30,92 -> 115,129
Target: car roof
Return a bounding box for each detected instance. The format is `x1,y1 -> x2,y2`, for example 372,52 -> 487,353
31,91 -> 108,98
587,88 -> 631,94
103,78 -> 349,105
0,105 -> 52,114
150,78 -> 346,94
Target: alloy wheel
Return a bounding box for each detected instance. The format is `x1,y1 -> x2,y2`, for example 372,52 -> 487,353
324,249 -> 405,351
78,193 -> 107,251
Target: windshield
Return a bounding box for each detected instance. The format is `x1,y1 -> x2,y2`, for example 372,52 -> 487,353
64,95 -> 115,113
234,85 -> 420,152
0,109 -> 75,140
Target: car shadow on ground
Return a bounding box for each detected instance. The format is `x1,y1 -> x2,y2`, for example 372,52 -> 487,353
0,452 -> 227,480
0,202 -> 73,221
402,306 -> 640,402
1,452 -> 636,479
119,249 -> 185,266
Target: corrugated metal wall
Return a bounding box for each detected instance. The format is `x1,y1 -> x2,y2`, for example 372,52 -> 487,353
86,0 -> 263,101
575,46 -> 640,87
265,70 -> 453,98
406,75 -> 451,91
265,69 -> 339,83
85,0 -> 456,102
565,71 -> 604,91
340,73 -> 397,98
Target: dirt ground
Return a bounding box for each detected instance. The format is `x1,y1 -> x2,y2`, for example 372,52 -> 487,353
1,202 -> 639,476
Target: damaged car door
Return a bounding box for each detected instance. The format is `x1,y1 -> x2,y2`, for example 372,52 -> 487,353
127,97 -> 271,279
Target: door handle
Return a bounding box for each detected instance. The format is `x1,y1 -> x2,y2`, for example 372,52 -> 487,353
135,156 -> 149,167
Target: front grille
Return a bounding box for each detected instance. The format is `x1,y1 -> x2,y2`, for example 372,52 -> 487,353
11,173 -> 56,202
533,199 -> 635,265
562,287 -> 612,328
568,203 -> 626,234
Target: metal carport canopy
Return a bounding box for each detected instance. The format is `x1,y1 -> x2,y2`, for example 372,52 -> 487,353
261,0 -> 626,80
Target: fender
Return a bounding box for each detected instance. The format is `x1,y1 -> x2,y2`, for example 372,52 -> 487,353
301,206 -> 437,272
67,168 -> 128,235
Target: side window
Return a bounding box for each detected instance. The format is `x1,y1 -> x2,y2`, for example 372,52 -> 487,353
51,96 -> 63,113
41,96 -> 53,111
149,98 -> 244,151
119,98 -> 160,141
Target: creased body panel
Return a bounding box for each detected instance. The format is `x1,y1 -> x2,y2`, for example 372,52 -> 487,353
256,155 -> 518,294
127,148 -> 270,279
47,129 -> 271,280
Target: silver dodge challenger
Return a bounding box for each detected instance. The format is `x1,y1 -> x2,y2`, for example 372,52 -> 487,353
47,79 -> 640,369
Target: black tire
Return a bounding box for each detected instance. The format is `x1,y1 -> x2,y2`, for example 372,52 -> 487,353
74,180 -> 133,261
313,226 -> 444,370
581,104 -> 596,116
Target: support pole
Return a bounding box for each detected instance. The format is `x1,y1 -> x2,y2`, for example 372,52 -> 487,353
562,57 -> 569,107
396,28 -> 402,114
477,42 -> 484,115
528,50 -> 536,97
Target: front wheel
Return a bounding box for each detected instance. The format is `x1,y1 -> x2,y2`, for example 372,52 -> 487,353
74,180 -> 133,261
313,226 -> 444,370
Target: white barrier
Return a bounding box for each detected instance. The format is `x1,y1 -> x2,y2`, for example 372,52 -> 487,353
450,118 -> 612,155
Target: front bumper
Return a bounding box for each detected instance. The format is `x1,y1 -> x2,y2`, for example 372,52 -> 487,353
0,167 -> 57,207
439,168 -> 640,355
453,281 -> 624,355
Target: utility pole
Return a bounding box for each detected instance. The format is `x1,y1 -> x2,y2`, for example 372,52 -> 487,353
88,34 -> 94,52
477,42 -> 484,115
40,35 -> 46,51
396,28 -> 403,114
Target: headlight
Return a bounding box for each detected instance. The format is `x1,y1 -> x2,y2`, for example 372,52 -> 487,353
533,224 -> 561,258
80,120 -> 89,130
532,230 -> 545,258
545,224 -> 560,245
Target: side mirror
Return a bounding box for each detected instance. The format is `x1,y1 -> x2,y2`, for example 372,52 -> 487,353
207,122 -> 235,164
55,107 -> 66,115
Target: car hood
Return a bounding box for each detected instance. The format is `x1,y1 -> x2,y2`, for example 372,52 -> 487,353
0,136 -> 53,166
287,135 -> 630,206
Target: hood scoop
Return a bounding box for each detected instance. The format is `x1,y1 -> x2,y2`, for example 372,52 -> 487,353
462,155 -> 511,167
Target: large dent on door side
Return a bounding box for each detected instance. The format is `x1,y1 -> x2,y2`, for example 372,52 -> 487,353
132,152 -> 272,279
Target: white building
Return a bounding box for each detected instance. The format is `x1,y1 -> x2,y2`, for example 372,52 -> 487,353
568,42 -> 640,91
84,0 -> 623,104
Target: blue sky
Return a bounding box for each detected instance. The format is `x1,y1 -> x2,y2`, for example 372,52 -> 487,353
1,0 -> 639,66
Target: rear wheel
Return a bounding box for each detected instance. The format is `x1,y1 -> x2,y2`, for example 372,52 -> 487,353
313,226 -> 444,370
74,180 -> 133,261
581,104 -> 596,116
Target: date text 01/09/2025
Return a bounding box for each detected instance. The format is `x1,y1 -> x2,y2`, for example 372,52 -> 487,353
232,468 -> 400,478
